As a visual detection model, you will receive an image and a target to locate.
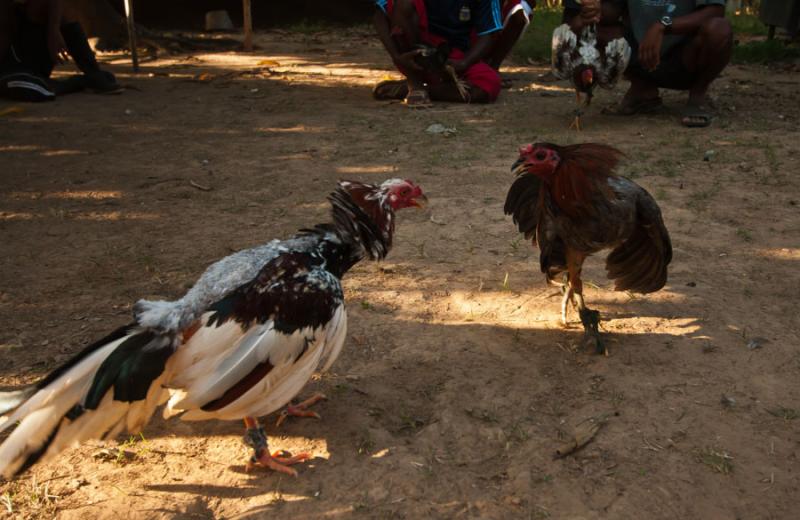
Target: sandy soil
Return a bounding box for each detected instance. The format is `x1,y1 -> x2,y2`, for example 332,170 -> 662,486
1,26 -> 799,519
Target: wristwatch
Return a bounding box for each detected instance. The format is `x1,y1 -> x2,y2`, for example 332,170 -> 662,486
659,15 -> 673,33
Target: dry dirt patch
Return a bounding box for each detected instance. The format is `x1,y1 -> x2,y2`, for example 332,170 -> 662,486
0,27 -> 799,519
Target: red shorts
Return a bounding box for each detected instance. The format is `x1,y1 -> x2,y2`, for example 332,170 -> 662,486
385,0 -> 502,102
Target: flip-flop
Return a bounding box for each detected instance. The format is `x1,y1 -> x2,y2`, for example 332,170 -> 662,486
602,96 -> 664,116
681,104 -> 713,128
372,79 -> 408,101
404,88 -> 432,108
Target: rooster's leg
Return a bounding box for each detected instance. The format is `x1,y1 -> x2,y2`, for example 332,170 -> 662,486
561,286 -> 574,325
569,92 -> 583,131
565,250 -> 606,355
276,392 -> 327,427
243,417 -> 310,476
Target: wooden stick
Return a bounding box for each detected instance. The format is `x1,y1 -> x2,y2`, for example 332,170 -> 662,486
123,0 -> 139,72
242,0 -> 253,51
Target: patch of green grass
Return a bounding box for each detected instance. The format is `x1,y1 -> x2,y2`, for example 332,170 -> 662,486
696,446 -> 734,474
736,228 -> 753,242
513,8 -> 564,62
465,407 -> 499,423
281,19 -> 339,34
766,406 -> 799,420
356,431 -> 375,455
730,13 -> 769,36
733,39 -> 800,64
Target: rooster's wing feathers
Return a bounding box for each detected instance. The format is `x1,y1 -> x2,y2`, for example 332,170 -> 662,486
605,184 -> 672,293
552,24 -> 579,79
0,245 -> 347,477
598,37 -> 631,87
165,254 -> 347,421
504,174 -> 568,282
504,172 -> 544,240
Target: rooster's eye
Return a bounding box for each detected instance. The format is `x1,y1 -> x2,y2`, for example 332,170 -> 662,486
535,152 -> 547,161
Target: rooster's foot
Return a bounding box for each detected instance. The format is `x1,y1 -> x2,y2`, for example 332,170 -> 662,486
579,308 -> 606,356
276,392 -> 327,427
246,449 -> 311,477
569,115 -> 583,131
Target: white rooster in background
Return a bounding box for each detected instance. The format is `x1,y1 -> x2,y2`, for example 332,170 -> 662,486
552,22 -> 631,130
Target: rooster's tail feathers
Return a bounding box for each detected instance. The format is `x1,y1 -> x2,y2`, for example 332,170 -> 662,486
0,325 -> 176,479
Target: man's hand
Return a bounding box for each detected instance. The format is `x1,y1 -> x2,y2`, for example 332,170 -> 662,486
393,49 -> 423,72
638,22 -> 665,72
48,28 -> 69,64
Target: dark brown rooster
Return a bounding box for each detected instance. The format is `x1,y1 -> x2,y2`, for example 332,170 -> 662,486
504,142 -> 672,354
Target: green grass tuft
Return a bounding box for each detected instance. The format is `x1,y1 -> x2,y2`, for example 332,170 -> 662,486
513,8 -> 564,63
730,13 -> 769,36
733,39 -> 800,63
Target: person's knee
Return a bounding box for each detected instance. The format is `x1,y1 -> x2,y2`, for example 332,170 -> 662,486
701,17 -> 733,49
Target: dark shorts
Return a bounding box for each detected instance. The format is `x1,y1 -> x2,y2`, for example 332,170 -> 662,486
625,30 -> 695,90
385,0 -> 502,101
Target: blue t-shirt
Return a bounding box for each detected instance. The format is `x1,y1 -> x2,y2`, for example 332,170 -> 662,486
376,0 -> 503,51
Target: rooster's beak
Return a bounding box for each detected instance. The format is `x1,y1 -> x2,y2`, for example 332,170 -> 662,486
511,157 -> 526,174
410,193 -> 428,209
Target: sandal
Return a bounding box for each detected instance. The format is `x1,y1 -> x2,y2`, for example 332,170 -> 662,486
372,79 -> 408,101
602,96 -> 664,116
404,88 -> 432,108
680,103 -> 713,128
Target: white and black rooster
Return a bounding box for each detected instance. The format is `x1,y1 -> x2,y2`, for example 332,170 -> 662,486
0,179 -> 426,478
552,22 -> 631,130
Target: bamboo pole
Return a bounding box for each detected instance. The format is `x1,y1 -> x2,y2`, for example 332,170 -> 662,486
242,0 -> 253,51
123,0 -> 139,71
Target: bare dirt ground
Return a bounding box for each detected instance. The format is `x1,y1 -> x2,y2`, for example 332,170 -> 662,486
1,26 -> 799,519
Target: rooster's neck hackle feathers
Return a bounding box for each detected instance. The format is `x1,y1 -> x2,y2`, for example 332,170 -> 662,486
327,181 -> 395,262
545,142 -> 624,217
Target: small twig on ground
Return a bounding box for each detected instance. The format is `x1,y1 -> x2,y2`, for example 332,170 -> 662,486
189,180 -> 213,191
